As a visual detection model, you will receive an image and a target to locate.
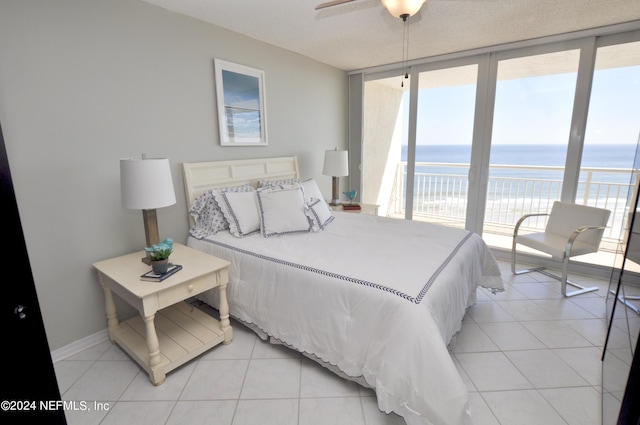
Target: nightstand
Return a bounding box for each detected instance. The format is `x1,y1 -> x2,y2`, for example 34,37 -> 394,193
92,243 -> 232,385
331,203 -> 379,215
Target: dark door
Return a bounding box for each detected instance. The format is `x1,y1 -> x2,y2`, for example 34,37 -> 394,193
618,332 -> 640,424
0,120 -> 66,424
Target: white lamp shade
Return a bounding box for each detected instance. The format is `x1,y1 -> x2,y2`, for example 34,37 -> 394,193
323,149 -> 349,177
120,157 -> 176,210
381,0 -> 426,18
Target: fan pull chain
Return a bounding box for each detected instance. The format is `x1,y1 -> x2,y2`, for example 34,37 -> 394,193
401,14 -> 410,87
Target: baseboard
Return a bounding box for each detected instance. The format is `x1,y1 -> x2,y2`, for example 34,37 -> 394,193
51,329 -> 109,363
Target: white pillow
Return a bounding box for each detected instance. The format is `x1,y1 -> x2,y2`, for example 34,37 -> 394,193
188,184 -> 253,239
305,198 -> 335,231
256,186 -> 312,238
214,189 -> 260,237
258,178 -> 325,204
298,178 -> 324,204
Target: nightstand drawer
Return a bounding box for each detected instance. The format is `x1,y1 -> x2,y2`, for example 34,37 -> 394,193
157,273 -> 219,308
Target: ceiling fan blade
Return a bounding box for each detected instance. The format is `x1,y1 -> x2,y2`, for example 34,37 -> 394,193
315,0 -> 359,10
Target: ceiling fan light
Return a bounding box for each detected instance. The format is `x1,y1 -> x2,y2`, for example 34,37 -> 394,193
381,0 -> 426,19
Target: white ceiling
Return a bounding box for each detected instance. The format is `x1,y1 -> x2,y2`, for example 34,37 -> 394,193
139,0 -> 640,71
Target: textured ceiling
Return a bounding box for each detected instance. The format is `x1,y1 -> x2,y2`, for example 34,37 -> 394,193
138,0 -> 640,71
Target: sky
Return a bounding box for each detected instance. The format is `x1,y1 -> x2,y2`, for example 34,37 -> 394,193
405,65 -> 640,146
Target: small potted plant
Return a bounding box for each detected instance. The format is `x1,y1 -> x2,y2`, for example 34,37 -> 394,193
149,247 -> 172,274
145,238 -> 173,274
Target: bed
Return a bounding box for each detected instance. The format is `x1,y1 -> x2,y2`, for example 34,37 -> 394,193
182,156 -> 504,425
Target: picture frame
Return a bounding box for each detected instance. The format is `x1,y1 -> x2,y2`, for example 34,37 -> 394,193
214,59 -> 268,146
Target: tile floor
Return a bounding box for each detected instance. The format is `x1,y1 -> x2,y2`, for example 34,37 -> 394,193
55,260 -> 614,425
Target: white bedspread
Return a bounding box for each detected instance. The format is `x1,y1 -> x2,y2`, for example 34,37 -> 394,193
188,212 -> 503,425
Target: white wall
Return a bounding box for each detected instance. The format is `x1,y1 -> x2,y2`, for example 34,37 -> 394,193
362,81 -> 403,216
0,0 -> 348,350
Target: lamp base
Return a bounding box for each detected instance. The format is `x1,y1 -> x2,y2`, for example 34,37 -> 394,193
329,176 -> 341,207
142,208 -> 160,265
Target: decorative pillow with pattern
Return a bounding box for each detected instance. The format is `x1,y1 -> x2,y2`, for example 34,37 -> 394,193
257,178 -> 301,188
256,185 -> 312,238
188,184 -> 253,239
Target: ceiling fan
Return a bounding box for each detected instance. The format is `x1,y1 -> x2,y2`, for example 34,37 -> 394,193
316,0 -> 430,87
315,0 -> 427,20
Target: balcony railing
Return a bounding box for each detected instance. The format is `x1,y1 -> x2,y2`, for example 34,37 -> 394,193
389,162 -> 639,242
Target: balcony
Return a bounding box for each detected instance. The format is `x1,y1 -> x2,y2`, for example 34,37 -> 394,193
385,162 -> 639,269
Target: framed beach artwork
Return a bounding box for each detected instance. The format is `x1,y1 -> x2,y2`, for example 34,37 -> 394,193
214,59 -> 267,146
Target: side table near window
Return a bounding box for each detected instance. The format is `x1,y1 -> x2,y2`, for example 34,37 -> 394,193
331,203 -> 379,215
92,242 -> 231,385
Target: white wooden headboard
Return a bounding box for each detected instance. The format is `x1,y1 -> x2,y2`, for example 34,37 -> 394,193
182,156 -> 299,208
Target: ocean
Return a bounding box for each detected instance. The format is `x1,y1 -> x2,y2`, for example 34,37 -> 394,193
395,143 -> 638,234
402,143 -> 638,169
401,143 -> 639,184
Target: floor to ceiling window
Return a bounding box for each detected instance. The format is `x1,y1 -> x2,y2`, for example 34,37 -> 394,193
580,39 -> 640,257
358,28 -> 640,271
481,48 -> 581,250
361,61 -> 479,223
409,64 -> 478,224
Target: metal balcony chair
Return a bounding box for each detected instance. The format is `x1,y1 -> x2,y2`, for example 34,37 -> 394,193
511,201 -> 611,297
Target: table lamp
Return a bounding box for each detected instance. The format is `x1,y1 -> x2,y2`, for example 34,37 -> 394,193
120,155 -> 176,263
323,148 -> 349,206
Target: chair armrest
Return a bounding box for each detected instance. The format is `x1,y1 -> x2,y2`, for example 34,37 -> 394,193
513,213 -> 549,238
565,225 -> 608,256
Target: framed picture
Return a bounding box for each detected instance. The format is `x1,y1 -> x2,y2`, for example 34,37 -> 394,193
214,59 -> 267,146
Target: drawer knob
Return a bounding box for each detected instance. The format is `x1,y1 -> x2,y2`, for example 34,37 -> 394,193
188,284 -> 194,292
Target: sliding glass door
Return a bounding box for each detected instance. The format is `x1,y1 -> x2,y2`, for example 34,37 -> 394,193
580,39 -> 640,263
359,30 -> 640,272
361,60 -> 479,226
481,48 -> 581,249
408,64 -> 478,226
